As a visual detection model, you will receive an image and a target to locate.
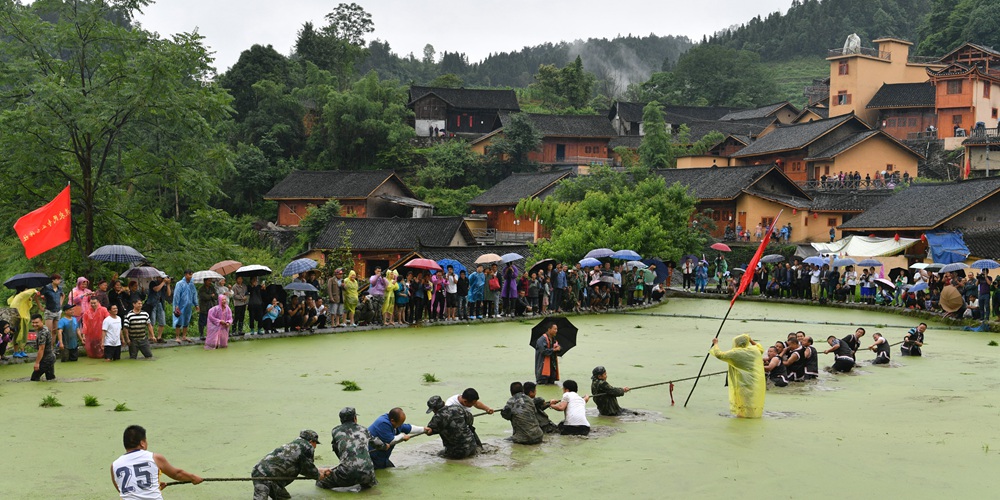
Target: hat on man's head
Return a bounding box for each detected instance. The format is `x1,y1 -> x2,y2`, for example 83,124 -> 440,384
299,429 -> 321,444
62,303 -> 78,312
426,395 -> 445,414
592,365 -> 607,377
339,407 -> 357,423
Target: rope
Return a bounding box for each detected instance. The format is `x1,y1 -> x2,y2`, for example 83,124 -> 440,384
619,311 -> 964,331
591,370 -> 728,399
162,476 -> 304,486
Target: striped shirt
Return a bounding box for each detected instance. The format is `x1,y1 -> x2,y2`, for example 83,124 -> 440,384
123,311 -> 150,339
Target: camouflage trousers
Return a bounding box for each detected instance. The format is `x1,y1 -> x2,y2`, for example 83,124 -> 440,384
315,466 -> 376,490
252,480 -> 290,500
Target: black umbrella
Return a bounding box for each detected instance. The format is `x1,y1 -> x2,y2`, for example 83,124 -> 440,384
4,272 -> 50,290
640,258 -> 668,284
530,317 -> 578,357
529,258 -> 556,276
887,267 -> 908,281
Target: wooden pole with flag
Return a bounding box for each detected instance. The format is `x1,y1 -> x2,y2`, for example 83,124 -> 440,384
683,210 -> 783,408
13,186 -> 72,259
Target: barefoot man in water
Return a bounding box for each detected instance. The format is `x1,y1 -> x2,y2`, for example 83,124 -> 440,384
710,334 -> 766,418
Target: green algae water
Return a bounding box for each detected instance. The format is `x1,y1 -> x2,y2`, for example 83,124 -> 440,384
4,298 -> 1000,499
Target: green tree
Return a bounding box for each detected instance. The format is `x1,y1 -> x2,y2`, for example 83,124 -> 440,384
486,113 -> 542,182
220,44 -> 294,121
294,3 -> 374,88
427,73 -> 464,88
527,177 -> 703,262
411,185 -> 484,216
415,141 -> 485,189
0,0 -> 233,255
299,199 -> 343,248
530,55 -> 597,110
638,102 -> 674,169
658,45 -> 779,107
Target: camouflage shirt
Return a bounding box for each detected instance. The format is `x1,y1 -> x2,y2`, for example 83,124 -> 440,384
252,437 -> 320,486
591,378 -> 626,416
328,422 -> 385,484
501,393 -> 543,444
427,405 -> 477,459
34,327 -> 56,364
532,396 -> 559,433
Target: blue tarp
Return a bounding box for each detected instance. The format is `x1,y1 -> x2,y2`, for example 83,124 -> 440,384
925,231 -> 969,264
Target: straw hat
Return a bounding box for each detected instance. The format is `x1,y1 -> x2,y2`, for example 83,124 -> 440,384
939,285 -> 964,313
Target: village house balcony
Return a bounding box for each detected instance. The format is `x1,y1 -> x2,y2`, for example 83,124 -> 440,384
827,46 -> 891,61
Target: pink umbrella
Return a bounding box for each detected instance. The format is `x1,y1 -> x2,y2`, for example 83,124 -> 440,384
405,258 -> 443,271
710,242 -> 732,252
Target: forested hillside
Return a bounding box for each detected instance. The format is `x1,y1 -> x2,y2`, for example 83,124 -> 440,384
707,0 -> 932,61
359,33 -> 693,90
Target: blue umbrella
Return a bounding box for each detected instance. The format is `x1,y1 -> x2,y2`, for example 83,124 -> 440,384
970,259 -> 1000,270
282,258 -> 318,277
436,259 -> 466,275
640,258 -> 668,284
908,282 -> 929,293
760,254 -> 784,264
500,252 -> 524,264
857,259 -> 883,267
89,244 -> 145,263
579,257 -> 602,267
832,258 -> 857,267
939,262 -> 969,273
585,248 -> 614,259
803,256 -> 825,266
611,249 -> 642,261
284,282 -> 319,292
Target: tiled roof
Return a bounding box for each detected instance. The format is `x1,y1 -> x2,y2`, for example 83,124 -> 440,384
719,102 -> 798,121
655,165 -> 779,200
610,101 -> 738,124
468,171 -> 573,206
839,177 -> 1000,230
805,130 -> 881,160
865,82 -> 935,109
808,191 -> 896,212
684,117 -> 774,142
264,170 -> 409,200
731,114 -> 857,158
960,225 -> 1000,260
408,86 -> 520,111
608,136 -> 643,149
744,188 -> 812,209
796,105 -> 829,122
507,114 -> 618,138
314,217 -> 474,250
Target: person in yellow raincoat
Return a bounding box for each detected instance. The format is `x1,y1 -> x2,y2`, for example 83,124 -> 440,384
343,271 -> 359,327
7,288 -> 40,358
710,334 -> 765,418
382,270 -> 399,325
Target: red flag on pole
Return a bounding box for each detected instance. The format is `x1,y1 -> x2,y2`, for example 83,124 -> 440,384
965,155 -> 972,179
13,186 -> 72,259
730,210 -> 782,307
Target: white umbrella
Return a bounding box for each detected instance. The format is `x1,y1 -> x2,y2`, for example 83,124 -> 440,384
624,261 -> 648,270
909,263 -> 930,270
191,270 -> 224,284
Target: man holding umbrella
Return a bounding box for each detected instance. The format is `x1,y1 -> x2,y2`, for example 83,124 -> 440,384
534,321 -> 561,385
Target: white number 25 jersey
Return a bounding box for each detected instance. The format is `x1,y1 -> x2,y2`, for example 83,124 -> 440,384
112,449 -> 161,500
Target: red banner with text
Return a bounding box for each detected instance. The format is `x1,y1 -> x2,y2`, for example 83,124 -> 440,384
13,186 -> 72,259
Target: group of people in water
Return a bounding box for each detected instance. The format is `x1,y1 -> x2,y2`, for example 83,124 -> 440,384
711,323 -> 929,418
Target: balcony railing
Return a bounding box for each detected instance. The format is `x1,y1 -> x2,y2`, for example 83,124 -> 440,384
828,47 -> 891,60
496,231 -> 534,243
969,127 -> 1000,139
798,178 -> 909,191
905,131 -> 939,141
550,156 -> 616,166
470,227 -> 496,244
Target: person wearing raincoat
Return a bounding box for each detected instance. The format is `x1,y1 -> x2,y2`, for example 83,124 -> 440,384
467,264 -> 485,319
82,297 -> 109,359
382,271 -> 398,325
205,295 -> 233,350
7,287 -> 39,358
343,271 -> 359,327
710,334 -> 765,418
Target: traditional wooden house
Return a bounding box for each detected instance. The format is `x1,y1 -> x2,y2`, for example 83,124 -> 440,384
407,86 -> 519,137
655,165 -> 816,242
607,101 -> 739,137
961,126 -> 1000,178
729,114 -> 922,186
865,82 -> 937,141
264,170 -> 429,226
302,216 -> 477,279
472,114 -> 617,168
839,176 -> 1000,260
927,43 -> 1000,140
718,102 -> 800,124
467,171 -> 572,243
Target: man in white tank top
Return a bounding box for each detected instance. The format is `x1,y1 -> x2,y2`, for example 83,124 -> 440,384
111,425 -> 203,499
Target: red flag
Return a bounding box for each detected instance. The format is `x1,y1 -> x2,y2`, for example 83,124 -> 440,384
965,155 -> 971,179
13,186 -> 71,259
730,211 -> 782,307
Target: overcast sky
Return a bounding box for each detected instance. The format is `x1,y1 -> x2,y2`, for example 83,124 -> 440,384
136,0 -> 793,73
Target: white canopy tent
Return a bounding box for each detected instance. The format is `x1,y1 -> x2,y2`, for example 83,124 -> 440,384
811,235 -> 920,258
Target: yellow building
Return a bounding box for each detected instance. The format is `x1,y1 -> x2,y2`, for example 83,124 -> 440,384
827,37 -> 944,126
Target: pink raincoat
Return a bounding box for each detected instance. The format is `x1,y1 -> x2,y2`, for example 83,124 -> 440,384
82,302 -> 108,359
205,295 -> 232,350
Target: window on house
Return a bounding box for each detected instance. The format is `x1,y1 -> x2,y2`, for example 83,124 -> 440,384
838,61 -> 849,75
761,217 -> 774,228
908,118 -> 917,127
836,91 -> 851,105
952,115 -> 963,125
886,164 -> 894,172
947,80 -> 962,94
804,216 -> 808,227
993,108 -> 998,119
986,84 -> 991,98
827,218 -> 838,227
287,204 -> 297,214
585,146 -> 591,154
887,118 -> 897,127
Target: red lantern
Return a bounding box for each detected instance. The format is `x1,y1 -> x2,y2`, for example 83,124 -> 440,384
894,233 -> 900,242
920,233 -> 927,242
471,209 -> 476,214
487,211 -> 493,216
792,208 -> 797,215
357,253 -> 362,259
813,212 -> 818,219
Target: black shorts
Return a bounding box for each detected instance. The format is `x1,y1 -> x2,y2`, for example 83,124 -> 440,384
833,356 -> 855,372
558,422 -> 590,435
901,345 -> 921,357
446,294 -> 457,307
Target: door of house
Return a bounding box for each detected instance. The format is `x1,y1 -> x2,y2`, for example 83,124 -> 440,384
738,212 -> 747,232
556,144 -> 566,161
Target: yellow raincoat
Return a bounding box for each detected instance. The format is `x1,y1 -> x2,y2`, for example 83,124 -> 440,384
710,334 -> 766,418
7,288 -> 38,345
